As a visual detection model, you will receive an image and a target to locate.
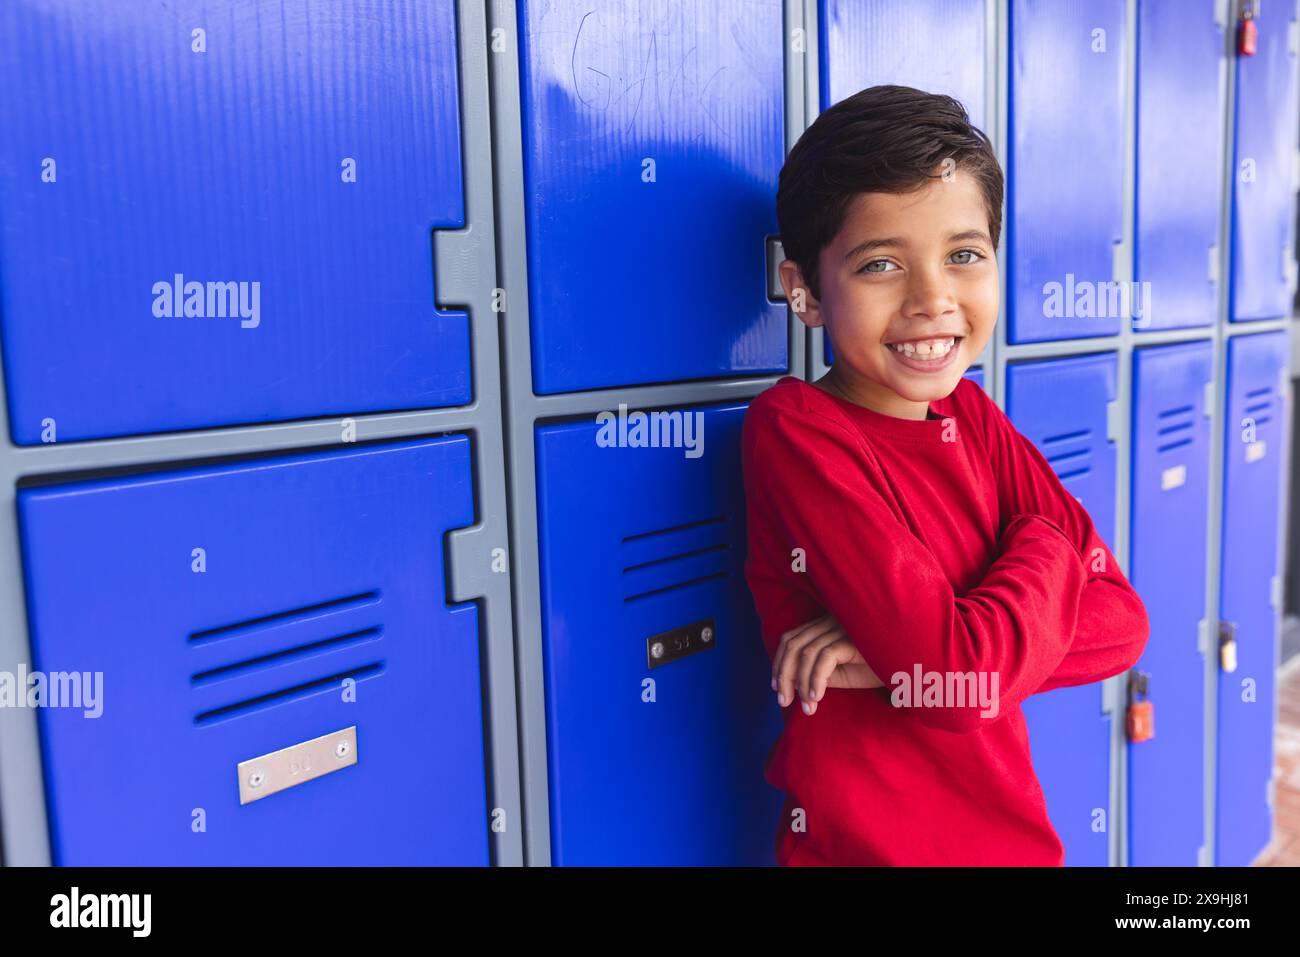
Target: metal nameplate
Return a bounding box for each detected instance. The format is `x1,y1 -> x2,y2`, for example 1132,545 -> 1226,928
237,726 -> 357,805
647,619 -> 716,669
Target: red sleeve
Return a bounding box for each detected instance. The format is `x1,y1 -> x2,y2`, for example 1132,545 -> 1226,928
741,396 -> 1091,733
966,382 -> 1151,694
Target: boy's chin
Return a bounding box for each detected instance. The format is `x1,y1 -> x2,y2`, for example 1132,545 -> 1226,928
885,360 -> 970,389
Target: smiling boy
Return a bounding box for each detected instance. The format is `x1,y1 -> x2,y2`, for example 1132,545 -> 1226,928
741,85 -> 1150,866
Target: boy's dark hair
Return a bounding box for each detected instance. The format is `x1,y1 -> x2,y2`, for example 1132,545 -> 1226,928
776,84 -> 1003,303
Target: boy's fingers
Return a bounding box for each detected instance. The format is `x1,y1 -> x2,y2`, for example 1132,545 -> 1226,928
796,631 -> 844,711
807,644 -> 849,709
795,627 -> 849,703
773,615 -> 839,705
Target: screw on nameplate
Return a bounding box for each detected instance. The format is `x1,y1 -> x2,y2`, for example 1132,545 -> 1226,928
237,726 -> 358,805
646,619 -> 716,669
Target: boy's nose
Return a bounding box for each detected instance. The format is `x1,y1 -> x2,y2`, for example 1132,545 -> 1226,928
901,269 -> 959,321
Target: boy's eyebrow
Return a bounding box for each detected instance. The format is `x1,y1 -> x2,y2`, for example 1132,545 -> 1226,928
842,229 -> 993,263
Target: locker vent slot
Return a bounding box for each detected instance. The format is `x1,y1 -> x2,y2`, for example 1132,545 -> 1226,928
621,515 -> 732,603
194,662 -> 384,725
1243,396 -> 1273,427
1039,428 -> 1094,483
188,590 -> 382,645
624,571 -> 730,604
621,516 -> 725,543
1155,402 -> 1196,453
1039,428 -> 1091,446
191,626 -> 383,686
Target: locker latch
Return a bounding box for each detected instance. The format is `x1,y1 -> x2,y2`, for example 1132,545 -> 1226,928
1238,1 -> 1258,57
1218,620 -> 1239,673
1126,670 -> 1155,743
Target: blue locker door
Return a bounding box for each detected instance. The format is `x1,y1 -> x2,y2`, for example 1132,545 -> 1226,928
1009,0 -> 1127,343
1230,1 -> 1300,322
820,0 -> 987,367
1134,0 -> 1225,332
520,0 -> 786,393
1008,353 -> 1118,866
0,0 -> 469,444
965,365 -> 986,390
1217,331 -> 1288,865
20,439 -> 487,865
1128,342 -> 1213,865
535,403 -> 782,863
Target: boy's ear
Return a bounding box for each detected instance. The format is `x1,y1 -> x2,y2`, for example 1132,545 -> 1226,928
778,259 -> 823,328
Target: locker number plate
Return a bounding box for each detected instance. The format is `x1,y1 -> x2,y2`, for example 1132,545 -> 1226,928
237,726 -> 358,805
647,619 -> 716,669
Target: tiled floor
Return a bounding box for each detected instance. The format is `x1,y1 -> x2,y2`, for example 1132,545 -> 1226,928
1255,654 -> 1300,866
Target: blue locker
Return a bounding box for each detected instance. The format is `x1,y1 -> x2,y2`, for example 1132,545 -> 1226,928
1008,0 -> 1127,343
1008,353 -> 1118,866
965,365 -> 985,390
0,0 -> 469,444
1230,1 -> 1300,322
1128,342 -> 1213,865
535,402 -> 782,863
19,438 -> 487,865
1217,330 -> 1288,866
1134,0 -> 1225,332
519,0 -> 786,393
820,0 -> 987,367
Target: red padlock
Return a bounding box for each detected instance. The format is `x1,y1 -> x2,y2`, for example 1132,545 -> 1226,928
1127,670 -> 1155,744
1239,0 -> 1258,57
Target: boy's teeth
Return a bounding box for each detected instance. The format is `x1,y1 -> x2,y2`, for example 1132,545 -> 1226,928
888,336 -> 956,358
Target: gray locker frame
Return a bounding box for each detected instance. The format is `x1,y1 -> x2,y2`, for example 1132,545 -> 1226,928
0,0 -> 526,867
805,0 -> 1297,867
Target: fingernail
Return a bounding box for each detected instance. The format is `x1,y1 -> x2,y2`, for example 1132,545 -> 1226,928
771,677 -> 777,691
777,692 -> 786,706
802,700 -> 812,715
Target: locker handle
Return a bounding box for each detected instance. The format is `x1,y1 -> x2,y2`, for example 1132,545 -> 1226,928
1218,620 -> 1238,673
766,236 -> 786,302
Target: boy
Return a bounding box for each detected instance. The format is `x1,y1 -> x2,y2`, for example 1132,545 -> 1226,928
742,85 -> 1150,866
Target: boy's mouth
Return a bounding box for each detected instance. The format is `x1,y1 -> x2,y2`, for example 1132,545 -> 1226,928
884,335 -> 963,372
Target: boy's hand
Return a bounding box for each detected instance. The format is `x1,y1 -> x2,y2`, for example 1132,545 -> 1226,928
772,613 -> 884,715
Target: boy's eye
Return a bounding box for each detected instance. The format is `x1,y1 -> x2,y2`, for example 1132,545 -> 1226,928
859,259 -> 896,274
950,248 -> 984,265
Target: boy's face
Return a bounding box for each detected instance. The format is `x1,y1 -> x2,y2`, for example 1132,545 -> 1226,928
779,172 -> 998,420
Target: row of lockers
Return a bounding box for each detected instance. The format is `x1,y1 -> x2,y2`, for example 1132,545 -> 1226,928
18,331 -> 1286,864
0,0 -> 1295,444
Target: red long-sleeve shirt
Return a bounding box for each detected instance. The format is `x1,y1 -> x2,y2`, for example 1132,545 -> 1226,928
741,374 -> 1150,866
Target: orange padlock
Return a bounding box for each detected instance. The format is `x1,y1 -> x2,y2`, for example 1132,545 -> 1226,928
1127,670 -> 1155,743
1239,0 -> 1258,57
